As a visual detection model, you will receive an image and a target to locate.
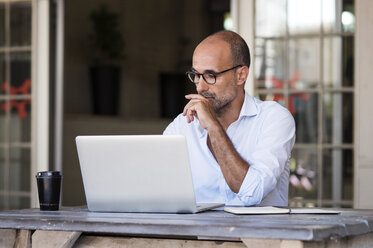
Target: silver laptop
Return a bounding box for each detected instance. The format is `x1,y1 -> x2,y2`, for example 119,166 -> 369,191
76,135 -> 224,213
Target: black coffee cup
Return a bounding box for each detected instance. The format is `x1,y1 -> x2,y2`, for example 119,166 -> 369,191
36,171 -> 62,211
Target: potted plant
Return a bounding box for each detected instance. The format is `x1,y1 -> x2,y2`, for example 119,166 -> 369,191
89,4 -> 124,115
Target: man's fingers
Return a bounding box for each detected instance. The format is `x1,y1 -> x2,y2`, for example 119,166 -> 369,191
185,94 -> 206,100
183,97 -> 210,123
183,99 -> 201,116
183,102 -> 193,116
184,102 -> 200,123
187,109 -> 197,123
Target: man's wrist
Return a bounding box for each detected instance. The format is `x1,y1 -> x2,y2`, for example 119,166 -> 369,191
206,120 -> 224,134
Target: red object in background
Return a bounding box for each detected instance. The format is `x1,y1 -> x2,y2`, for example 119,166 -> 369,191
269,72 -> 310,114
1,79 -> 31,119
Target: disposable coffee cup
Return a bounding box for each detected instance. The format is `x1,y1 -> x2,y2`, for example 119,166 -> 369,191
36,171 -> 62,211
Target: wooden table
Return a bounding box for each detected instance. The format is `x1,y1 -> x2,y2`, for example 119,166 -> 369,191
1,207 -> 373,247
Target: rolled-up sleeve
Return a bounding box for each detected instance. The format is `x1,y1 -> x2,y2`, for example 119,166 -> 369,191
228,107 -> 296,206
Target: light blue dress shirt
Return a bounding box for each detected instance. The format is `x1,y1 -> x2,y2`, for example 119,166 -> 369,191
163,92 -> 295,206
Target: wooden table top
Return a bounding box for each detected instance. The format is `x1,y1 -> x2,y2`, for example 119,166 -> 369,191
1,207 -> 373,241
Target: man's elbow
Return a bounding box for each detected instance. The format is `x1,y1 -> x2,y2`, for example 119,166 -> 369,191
230,181 -> 243,194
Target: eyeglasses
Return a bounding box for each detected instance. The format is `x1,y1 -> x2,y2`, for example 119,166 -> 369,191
186,65 -> 243,85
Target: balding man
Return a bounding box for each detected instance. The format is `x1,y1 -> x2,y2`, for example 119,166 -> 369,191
163,31 -> 295,207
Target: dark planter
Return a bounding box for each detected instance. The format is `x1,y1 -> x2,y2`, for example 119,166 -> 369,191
160,73 -> 194,118
90,66 -> 120,115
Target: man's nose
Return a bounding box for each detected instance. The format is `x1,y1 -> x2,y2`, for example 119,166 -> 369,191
196,76 -> 209,93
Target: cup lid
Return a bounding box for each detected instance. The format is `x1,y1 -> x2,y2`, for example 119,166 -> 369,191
36,171 -> 62,177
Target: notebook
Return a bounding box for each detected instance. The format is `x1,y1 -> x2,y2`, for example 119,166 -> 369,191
224,206 -> 341,215
75,135 -> 224,213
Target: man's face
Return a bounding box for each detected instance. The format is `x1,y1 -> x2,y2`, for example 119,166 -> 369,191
191,39 -> 240,113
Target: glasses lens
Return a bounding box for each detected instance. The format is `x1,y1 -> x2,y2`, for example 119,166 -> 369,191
203,73 -> 216,84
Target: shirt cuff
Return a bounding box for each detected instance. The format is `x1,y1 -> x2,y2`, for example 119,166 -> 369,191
227,167 -> 264,206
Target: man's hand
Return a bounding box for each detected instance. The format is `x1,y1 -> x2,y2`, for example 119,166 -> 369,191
182,94 -> 220,131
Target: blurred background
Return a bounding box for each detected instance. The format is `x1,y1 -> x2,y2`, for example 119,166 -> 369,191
1,0 -> 371,210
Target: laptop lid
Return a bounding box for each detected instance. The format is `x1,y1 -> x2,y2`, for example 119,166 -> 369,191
76,135 -> 222,213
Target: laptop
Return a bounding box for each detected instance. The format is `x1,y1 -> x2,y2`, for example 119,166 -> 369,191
75,135 -> 224,213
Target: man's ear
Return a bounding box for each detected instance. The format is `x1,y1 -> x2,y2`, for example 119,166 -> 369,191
236,66 -> 249,86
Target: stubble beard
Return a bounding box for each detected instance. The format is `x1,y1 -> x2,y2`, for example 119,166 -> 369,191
200,85 -> 237,114
212,94 -> 235,114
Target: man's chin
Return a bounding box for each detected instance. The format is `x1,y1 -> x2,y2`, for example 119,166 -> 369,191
212,103 -> 222,112
213,101 -> 232,113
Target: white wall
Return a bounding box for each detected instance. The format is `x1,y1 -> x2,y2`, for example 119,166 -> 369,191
231,0 -> 254,95
31,0 -> 50,207
354,0 -> 373,209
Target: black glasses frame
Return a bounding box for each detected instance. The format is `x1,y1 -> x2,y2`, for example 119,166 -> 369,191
186,65 -> 243,85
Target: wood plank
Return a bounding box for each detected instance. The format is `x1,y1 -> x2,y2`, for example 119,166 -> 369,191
242,238 -> 304,248
32,230 -> 81,248
345,231 -> 373,248
0,229 -> 16,248
75,236 -> 247,248
14,229 -> 31,248
281,240 -> 304,248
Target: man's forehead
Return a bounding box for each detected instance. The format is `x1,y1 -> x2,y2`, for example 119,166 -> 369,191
194,39 -> 230,56
190,66 -> 216,73
192,39 -> 232,70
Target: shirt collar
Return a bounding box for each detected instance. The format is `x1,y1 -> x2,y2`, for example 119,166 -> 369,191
239,91 -> 259,118
196,91 -> 258,138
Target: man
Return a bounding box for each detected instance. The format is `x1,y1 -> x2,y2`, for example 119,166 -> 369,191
163,30 -> 295,206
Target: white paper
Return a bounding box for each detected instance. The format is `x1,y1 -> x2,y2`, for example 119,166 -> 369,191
224,206 -> 341,215
224,206 -> 290,215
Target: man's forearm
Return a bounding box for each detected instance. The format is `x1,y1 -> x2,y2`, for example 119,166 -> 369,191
207,124 -> 249,193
